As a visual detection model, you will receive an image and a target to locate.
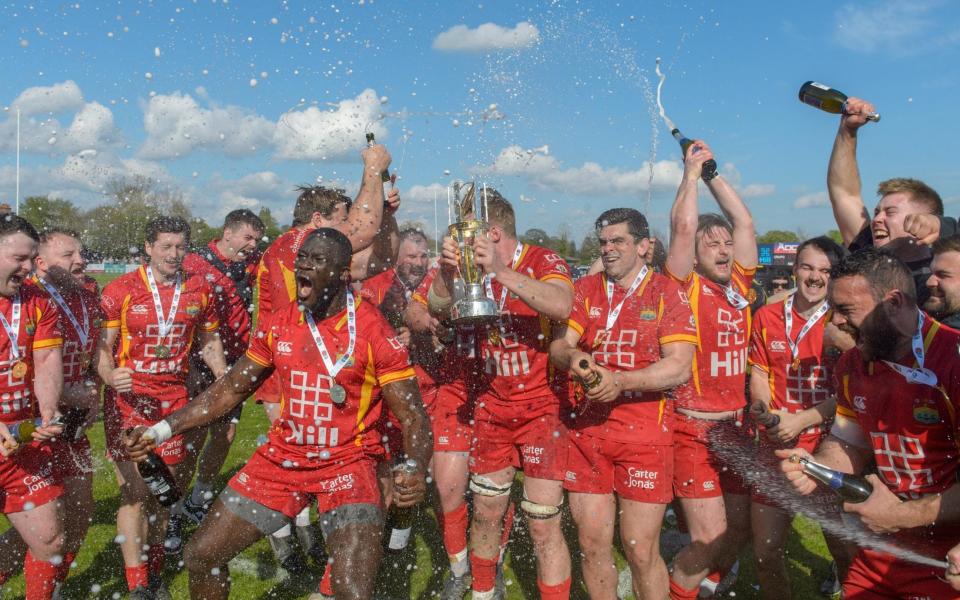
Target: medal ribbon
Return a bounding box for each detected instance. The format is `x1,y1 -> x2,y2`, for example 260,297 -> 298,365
883,311 -> 937,387
37,277 -> 89,348
723,283 -> 750,310
305,289 -> 357,379
605,265 -> 649,331
484,243 -> 524,311
783,294 -> 830,364
0,295 -> 22,362
145,266 -> 183,344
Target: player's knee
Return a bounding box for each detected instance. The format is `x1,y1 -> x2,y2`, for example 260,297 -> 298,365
621,537 -> 660,571
521,496 -> 563,542
183,533 -> 218,574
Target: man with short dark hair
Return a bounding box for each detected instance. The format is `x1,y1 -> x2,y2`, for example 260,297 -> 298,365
96,215 -> 227,599
779,247 -> 960,599
924,235 -> 960,328
0,215 -> 67,600
551,207 -> 696,599
826,96 -> 957,304
172,210 -> 265,533
123,228 -> 432,600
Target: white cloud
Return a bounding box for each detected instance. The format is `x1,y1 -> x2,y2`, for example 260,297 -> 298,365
740,183 -> 777,198
60,102 -> 120,150
404,183 -> 448,205
139,92 -> 275,159
833,0 -> 960,55
10,81 -> 84,115
793,191 -> 829,209
273,89 -> 385,161
480,145 -> 683,196
433,21 -> 540,53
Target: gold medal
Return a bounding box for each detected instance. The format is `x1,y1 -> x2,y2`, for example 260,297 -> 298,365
488,328 -> 501,346
593,329 -> 610,349
156,344 -> 170,358
11,360 -> 27,379
791,357 -> 801,371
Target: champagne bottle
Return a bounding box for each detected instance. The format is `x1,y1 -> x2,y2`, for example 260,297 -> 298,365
365,132 -> 392,182
387,458 -> 420,552
138,452 -> 182,507
798,81 -> 881,122
577,358 -> 602,390
60,406 -> 89,442
791,455 -> 873,503
672,129 -> 718,181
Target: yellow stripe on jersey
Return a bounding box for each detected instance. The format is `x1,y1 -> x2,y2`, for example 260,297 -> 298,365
660,334 -> 698,345
355,344 -> 377,447
688,277 -> 702,395
118,294 -> 132,368
245,350 -> 272,368
280,262 -> 297,304
566,319 -> 585,336
33,338 -> 63,350
378,367 -> 416,387
540,273 -> 574,288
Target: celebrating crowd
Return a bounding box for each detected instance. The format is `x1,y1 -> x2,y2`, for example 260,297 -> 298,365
1,97 -> 960,600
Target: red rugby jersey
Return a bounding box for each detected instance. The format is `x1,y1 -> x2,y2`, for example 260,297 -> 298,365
27,276 -> 102,385
749,296 -> 833,435
478,244 -> 573,403
253,227 -> 310,329
246,297 -> 416,465
0,285 -> 63,424
833,314 -> 960,546
670,262 -> 755,412
567,270 -> 696,443
100,266 -> 218,396
182,240 -> 259,362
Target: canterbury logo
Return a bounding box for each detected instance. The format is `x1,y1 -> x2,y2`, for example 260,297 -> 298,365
277,341 -> 293,353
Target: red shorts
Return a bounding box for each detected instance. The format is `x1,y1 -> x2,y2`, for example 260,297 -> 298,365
565,431 -> 673,503
429,381 -> 474,454
51,437 -> 93,480
751,431 -> 823,507
104,388 -> 188,465
673,415 -> 747,498
470,395 -> 567,481
0,443 -> 63,513
843,547 -> 960,599
228,447 -> 382,518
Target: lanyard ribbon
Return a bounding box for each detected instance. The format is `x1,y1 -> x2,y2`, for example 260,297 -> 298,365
783,294 -> 830,364
305,290 -> 357,380
605,266 -> 649,331
37,277 -> 89,347
485,243 -> 524,311
0,295 -> 22,362
883,312 -> 937,387
145,266 -> 182,343
723,283 -> 750,310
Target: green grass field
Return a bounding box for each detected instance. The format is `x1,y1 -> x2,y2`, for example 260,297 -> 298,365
0,271 -> 834,598
0,407 -> 835,599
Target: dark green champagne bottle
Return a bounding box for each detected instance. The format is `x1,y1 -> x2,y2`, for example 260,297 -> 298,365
672,129 -> 718,181
798,81 -> 881,122
792,455 -> 873,503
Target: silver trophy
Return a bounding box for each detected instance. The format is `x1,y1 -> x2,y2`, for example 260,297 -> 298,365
447,181 -> 499,324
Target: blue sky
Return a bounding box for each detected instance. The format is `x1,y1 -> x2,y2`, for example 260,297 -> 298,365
2,0 -> 959,244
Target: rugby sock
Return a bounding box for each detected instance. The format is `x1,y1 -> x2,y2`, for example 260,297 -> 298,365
469,552 -> 498,593
272,523 -> 292,538
148,544 -> 165,576
55,551 -> 76,582
191,481 -> 213,505
318,564 -> 333,596
125,565 -> 149,591
440,503 -> 469,570
24,552 -> 58,600
295,506 -> 311,527
669,578 -> 700,600
537,577 -> 571,600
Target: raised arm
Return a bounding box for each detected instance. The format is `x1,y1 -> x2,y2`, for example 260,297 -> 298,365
339,144 -> 392,254
827,97 -> 876,245
350,186 -> 401,281
706,171 -> 757,269
666,141 -> 709,279
381,377 -> 433,508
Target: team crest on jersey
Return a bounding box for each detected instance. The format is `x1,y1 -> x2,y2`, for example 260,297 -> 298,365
336,354 -> 356,367
24,319 -> 36,335
912,398 -> 940,425
639,309 -> 656,321
186,304 -> 201,316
